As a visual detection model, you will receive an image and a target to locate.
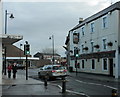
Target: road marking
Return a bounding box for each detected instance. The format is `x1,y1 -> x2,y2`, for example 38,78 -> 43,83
75,79 -> 117,90
57,84 -> 90,97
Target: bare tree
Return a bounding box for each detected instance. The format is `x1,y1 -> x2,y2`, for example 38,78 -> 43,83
42,48 -> 58,54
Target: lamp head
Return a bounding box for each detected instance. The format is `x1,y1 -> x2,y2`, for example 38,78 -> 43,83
9,14 -> 14,19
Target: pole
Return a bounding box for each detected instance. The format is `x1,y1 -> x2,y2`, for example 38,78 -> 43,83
5,10 -> 7,34
4,10 -> 7,75
75,57 -> 77,76
52,35 -> 54,64
3,46 -> 7,75
62,76 -> 66,93
26,55 -> 28,80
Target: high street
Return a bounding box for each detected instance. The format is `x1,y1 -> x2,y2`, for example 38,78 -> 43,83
18,68 -> 120,97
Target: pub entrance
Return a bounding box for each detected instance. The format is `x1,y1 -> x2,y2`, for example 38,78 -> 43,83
109,58 -> 113,76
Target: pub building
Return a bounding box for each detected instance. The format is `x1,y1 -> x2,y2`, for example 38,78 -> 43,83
65,1 -> 120,78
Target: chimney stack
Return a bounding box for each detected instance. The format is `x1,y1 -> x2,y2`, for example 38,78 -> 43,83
79,18 -> 83,24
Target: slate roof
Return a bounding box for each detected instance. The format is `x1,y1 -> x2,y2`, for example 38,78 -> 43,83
70,1 -> 120,31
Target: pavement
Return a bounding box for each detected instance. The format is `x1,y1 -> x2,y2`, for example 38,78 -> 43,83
69,72 -> 120,96
2,72 -> 84,97
69,72 -> 120,83
2,70 -> 120,97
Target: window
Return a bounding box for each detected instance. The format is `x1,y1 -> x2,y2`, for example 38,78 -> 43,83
103,58 -> 108,70
92,59 -> 95,69
91,41 -> 94,52
91,22 -> 95,33
103,39 -> 107,49
103,17 -> 107,28
82,60 -> 84,69
81,44 -> 84,53
82,27 -> 85,36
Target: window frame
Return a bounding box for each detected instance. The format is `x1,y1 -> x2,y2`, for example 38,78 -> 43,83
102,16 -> 108,29
91,41 -> 94,52
102,38 -> 107,50
90,22 -> 95,33
102,58 -> 108,71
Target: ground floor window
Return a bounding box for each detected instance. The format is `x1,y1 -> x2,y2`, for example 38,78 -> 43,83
92,59 -> 95,70
82,60 -> 84,69
103,58 -> 108,70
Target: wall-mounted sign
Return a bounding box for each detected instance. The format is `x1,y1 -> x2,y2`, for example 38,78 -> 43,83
73,33 -> 79,44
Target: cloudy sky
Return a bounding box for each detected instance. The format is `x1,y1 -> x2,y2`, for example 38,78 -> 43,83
2,0 -> 119,57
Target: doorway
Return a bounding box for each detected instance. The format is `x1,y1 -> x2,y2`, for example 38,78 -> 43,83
109,58 -> 113,76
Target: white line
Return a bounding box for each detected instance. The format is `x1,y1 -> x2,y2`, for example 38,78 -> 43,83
57,84 -> 90,97
75,79 -> 117,90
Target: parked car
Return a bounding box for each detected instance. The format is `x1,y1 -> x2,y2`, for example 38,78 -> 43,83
38,64 -> 68,79
16,64 -> 25,69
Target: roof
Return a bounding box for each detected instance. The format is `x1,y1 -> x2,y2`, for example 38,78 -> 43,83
1,34 -> 23,45
70,1 -> 120,31
4,45 -> 31,57
34,52 -> 61,57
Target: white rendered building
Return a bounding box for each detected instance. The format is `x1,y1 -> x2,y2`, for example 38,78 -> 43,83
65,2 -> 120,78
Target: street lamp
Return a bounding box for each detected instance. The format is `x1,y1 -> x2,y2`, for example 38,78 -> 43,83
5,10 -> 14,34
3,10 -> 14,75
49,35 -> 55,64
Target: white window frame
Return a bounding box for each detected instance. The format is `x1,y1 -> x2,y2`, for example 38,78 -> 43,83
102,38 -> 107,50
81,44 -> 84,53
91,59 -> 95,70
81,26 -> 85,36
91,41 -> 94,52
90,22 -> 95,33
102,16 -> 108,29
102,58 -> 108,71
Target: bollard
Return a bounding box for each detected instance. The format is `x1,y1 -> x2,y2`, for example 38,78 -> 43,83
112,89 -> 118,97
62,77 -> 66,93
44,76 -> 48,89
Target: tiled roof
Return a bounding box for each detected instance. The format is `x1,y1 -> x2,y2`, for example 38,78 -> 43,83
5,45 -> 31,57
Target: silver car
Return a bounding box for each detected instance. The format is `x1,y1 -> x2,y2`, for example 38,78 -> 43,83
38,64 -> 68,79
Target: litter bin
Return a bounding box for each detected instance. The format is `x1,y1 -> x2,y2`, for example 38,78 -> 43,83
69,67 -> 73,72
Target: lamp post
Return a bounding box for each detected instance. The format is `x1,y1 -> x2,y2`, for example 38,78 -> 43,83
20,43 -> 23,64
5,10 -> 14,34
3,10 -> 14,75
49,35 -> 55,64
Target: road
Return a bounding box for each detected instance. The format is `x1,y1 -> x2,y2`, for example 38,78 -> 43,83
18,68 -> 119,97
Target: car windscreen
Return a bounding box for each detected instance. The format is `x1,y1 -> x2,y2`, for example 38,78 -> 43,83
53,66 -> 64,70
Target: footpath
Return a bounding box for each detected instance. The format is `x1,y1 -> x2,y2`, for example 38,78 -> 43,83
2,73 -> 84,97
69,72 -> 120,83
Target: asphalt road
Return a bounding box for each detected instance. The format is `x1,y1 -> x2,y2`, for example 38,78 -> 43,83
18,68 -> 119,97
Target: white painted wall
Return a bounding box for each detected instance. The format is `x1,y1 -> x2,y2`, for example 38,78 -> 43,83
69,9 -> 120,77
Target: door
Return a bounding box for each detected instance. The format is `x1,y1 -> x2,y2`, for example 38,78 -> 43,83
109,59 -> 113,76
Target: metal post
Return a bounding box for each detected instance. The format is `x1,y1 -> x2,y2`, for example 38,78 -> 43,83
75,57 -> 77,76
52,35 -> 54,64
5,10 -> 7,34
26,55 -> 28,80
4,47 -> 7,75
62,77 -> 66,93
44,76 -> 48,89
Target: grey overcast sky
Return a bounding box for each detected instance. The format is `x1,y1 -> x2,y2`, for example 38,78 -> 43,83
2,0 -> 119,57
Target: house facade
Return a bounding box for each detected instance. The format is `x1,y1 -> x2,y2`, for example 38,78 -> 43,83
34,52 -> 61,64
65,2 -> 120,78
